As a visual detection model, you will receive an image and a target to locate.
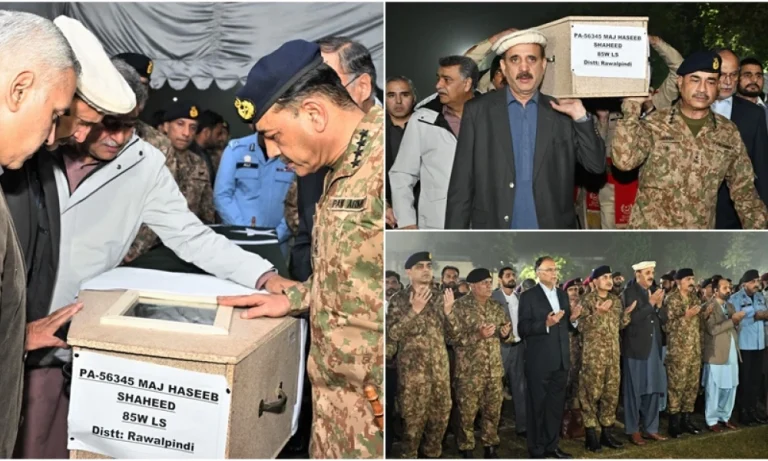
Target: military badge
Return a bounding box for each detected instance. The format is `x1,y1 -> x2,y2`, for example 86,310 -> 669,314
190,106 -> 199,118
235,97 -> 255,121
147,60 -> 153,75
713,58 -> 720,70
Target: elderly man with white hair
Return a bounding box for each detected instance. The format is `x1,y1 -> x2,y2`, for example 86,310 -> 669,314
2,15 -> 135,459
445,28 -> 605,230
620,261 -> 669,446
0,10 -> 80,458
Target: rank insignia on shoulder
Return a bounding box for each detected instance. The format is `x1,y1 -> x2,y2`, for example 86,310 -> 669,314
329,197 -> 366,212
249,143 -> 256,152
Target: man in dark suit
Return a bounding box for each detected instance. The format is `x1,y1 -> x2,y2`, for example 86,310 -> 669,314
712,49 -> 768,228
519,256 -> 582,458
620,261 -> 669,446
445,29 -> 605,229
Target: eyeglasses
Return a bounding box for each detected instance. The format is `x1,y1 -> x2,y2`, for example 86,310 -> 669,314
344,73 -> 361,88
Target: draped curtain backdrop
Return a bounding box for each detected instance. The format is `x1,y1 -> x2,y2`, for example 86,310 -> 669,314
6,2 -> 383,90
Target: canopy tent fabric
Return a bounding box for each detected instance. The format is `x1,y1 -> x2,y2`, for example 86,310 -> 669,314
5,2 -> 383,91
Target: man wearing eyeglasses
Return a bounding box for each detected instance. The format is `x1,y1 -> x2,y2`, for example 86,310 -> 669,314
711,49 -> 768,229
518,257 -> 582,459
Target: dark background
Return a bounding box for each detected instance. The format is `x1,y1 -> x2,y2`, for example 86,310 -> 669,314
386,2 -> 768,99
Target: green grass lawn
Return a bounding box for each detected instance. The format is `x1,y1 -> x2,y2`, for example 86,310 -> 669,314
388,403 -> 768,458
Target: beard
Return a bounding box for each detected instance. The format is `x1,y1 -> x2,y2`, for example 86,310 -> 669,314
738,84 -> 763,98
503,281 -> 517,289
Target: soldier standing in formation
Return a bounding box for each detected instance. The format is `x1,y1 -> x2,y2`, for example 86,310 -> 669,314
218,39 -> 384,458
612,50 -> 768,229
449,268 -> 514,458
664,268 -> 703,437
563,279 -> 583,416
577,265 -> 634,451
386,252 -> 458,459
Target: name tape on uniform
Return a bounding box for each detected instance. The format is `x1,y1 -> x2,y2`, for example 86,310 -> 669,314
68,350 -> 231,458
570,24 -> 648,79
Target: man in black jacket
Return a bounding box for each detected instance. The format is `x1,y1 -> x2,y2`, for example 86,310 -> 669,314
445,29 -> 604,229
620,261 -> 669,446
712,49 -> 768,228
519,256 -> 582,458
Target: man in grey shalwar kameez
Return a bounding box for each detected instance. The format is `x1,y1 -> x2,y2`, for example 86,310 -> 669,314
620,261 -> 669,445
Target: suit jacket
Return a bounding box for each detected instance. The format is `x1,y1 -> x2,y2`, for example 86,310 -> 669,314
518,284 -> 572,374
702,299 -> 741,365
716,96 -> 768,229
0,149 -> 60,324
445,89 -> 605,229
289,166 -> 329,283
620,280 -> 665,359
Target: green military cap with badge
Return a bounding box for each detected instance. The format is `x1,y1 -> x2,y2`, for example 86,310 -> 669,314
677,51 -> 722,76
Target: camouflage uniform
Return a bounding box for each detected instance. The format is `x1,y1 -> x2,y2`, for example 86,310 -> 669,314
284,177 -> 299,236
283,107 -> 384,458
665,290 -> 702,414
447,293 -> 515,451
387,285 -> 459,458
577,291 -> 631,428
124,142 -> 216,263
566,323 -> 583,410
611,101 -> 768,229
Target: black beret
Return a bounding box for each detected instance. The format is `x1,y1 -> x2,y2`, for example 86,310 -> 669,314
660,273 -> 674,282
612,271 -> 622,278
740,269 -> 760,285
197,110 -> 224,130
677,51 -> 722,76
235,39 -> 324,125
675,268 -> 694,280
114,52 -> 153,79
404,252 -> 431,270
591,265 -> 612,280
164,100 -> 200,123
466,268 -> 492,284
701,278 -> 713,288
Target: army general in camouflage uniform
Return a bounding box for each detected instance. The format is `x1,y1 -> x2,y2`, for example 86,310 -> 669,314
387,252 -> 459,458
664,268 -> 703,438
612,50 -> 768,229
218,40 -> 384,458
577,266 -> 633,452
448,268 -> 515,458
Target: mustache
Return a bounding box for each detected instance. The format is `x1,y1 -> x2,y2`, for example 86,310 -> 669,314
693,92 -> 708,98
516,72 -> 533,80
100,138 -> 120,147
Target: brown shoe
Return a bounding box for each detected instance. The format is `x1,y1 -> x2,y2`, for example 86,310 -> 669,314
708,424 -> 722,432
643,432 -> 668,441
630,432 -> 646,446
722,421 -> 738,430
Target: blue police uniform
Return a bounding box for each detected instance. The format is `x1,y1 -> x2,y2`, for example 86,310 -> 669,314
213,133 -> 294,249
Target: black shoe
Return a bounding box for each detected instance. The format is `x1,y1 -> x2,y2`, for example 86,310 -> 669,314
484,446 -> 499,459
752,410 -> 768,425
681,413 -> 700,435
543,448 -> 573,459
517,431 -> 528,439
668,413 -> 682,438
585,428 -> 602,452
740,410 -> 756,426
601,425 -> 624,449
461,449 -> 474,459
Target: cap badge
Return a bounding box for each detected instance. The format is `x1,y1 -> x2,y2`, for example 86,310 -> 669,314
713,58 -> 720,70
190,106 -> 198,118
147,60 -> 153,75
235,97 -> 255,121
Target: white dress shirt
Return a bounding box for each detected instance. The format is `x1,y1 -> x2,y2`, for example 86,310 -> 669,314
503,290 -> 521,343
712,96 -> 734,120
